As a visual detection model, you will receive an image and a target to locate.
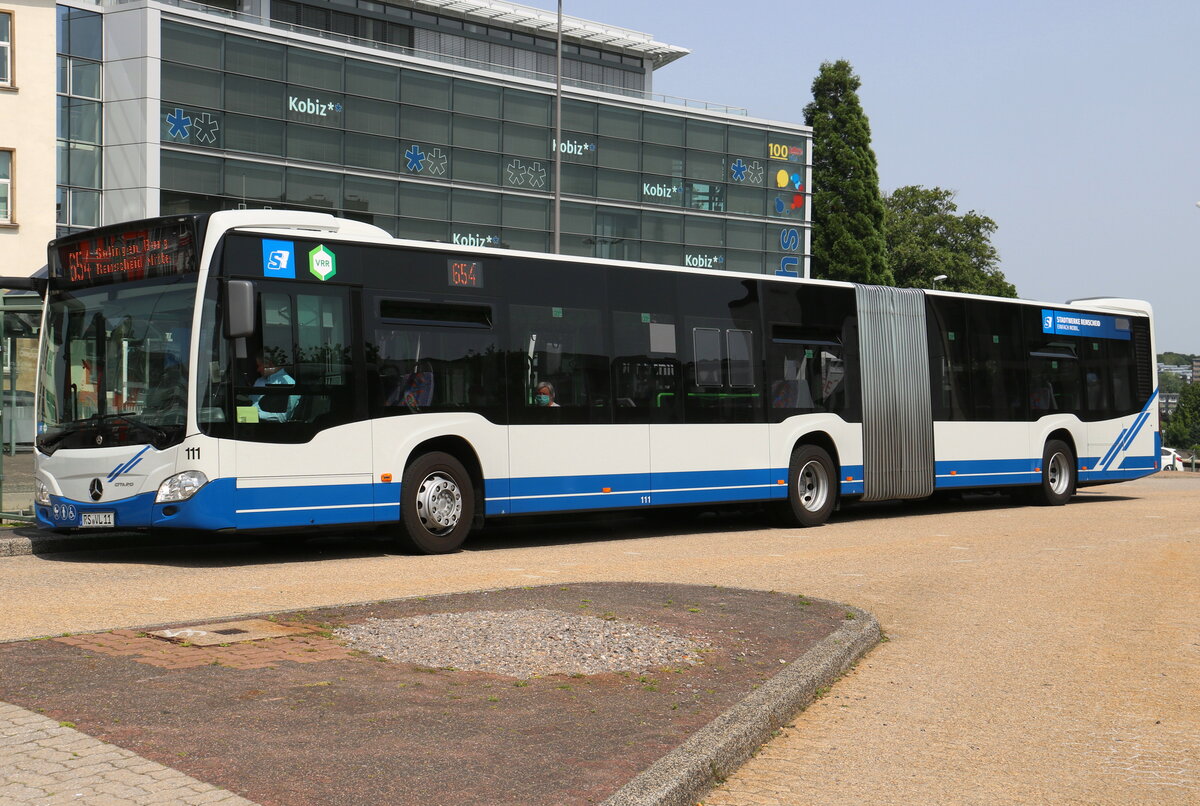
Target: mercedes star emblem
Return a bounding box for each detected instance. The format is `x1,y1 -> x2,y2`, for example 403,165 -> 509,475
89,478 -> 103,502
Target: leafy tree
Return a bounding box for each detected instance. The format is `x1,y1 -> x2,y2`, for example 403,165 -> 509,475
804,60 -> 892,285
1163,381 -> 1200,450
883,185 -> 1017,298
1159,372 -> 1185,395
1157,352 -> 1194,366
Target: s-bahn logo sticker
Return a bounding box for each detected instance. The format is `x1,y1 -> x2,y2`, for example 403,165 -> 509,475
309,245 -> 336,281
262,240 -> 296,278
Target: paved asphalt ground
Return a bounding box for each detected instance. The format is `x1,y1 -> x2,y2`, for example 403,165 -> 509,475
1,471 -> 1197,805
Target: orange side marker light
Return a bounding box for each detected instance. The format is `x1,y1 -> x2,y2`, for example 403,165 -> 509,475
381,473 -> 392,483
602,487 -> 612,493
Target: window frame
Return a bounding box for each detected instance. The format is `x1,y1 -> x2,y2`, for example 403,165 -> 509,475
1,11 -> 13,89
0,149 -> 12,225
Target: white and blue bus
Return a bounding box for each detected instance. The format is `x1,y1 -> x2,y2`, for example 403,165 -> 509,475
27,210 -> 1159,553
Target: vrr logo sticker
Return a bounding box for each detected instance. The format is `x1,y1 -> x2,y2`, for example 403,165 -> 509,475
262,240 -> 296,278
309,245 -> 336,281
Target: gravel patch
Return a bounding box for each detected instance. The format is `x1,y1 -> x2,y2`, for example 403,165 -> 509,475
335,609 -> 708,678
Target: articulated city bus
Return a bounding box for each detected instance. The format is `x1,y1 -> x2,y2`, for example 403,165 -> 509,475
27,211 -> 1158,552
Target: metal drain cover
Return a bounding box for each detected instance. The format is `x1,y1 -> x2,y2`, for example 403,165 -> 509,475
148,619 -> 311,646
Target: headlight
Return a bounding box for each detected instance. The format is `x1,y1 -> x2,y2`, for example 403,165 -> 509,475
156,470 -> 209,503
35,479 -> 51,506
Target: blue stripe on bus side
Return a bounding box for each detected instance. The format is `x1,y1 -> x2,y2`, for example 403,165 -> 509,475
234,481 -> 386,530
934,458 -> 1040,488
840,465 -> 865,496
500,467 -> 789,515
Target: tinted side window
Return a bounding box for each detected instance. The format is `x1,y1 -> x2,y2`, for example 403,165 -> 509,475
964,299 -> 1026,421
678,275 -> 761,424
203,281 -> 363,444
506,259 -> 610,425
609,267 -> 680,424
764,283 -> 860,423
369,297 -> 504,422
926,297 -> 970,421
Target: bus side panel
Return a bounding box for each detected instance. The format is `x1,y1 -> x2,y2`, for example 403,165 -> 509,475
507,423 -> 649,514
371,413 -> 510,518
933,421 -> 1040,489
1079,393 -> 1160,483
769,415 -> 863,497
232,421 -> 375,529
649,423 -> 772,506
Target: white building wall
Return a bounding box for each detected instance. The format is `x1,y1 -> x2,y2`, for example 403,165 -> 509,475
0,0 -> 57,276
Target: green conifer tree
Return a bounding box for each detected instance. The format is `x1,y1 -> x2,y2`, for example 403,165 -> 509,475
804,60 -> 892,285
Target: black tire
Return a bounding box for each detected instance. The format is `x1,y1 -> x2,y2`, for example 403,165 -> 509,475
1030,439 -> 1076,506
778,444 -> 837,527
399,452 -> 474,554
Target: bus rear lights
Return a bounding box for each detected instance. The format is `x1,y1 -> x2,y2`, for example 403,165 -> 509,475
156,470 -> 209,503
34,479 -> 50,506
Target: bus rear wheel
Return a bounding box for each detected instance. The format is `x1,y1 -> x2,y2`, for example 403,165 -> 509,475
779,444 -> 837,527
1031,439 -> 1076,506
399,452 -> 474,554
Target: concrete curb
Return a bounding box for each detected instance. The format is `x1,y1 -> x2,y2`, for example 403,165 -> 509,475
601,602 -> 881,806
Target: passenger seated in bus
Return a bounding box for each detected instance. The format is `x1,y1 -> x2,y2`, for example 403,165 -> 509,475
387,364 -> 434,411
534,381 -> 560,407
251,353 -> 300,422
1030,375 -> 1055,412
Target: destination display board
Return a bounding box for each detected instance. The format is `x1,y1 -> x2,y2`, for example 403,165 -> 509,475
50,220 -> 199,288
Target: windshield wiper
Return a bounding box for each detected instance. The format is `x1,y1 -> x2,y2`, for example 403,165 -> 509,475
91,413 -> 172,447
38,413 -> 172,452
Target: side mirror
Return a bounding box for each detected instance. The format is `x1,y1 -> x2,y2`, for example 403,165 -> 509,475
224,280 -> 256,339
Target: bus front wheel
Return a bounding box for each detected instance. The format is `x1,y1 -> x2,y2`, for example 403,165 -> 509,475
779,444 -> 837,527
1031,439 -> 1076,506
399,452 -> 475,554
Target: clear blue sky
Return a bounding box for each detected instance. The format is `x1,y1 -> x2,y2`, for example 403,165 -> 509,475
531,0 -> 1200,353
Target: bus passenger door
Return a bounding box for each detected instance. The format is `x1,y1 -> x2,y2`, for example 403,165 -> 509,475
650,275 -> 772,509
227,282 -> 375,529
506,301 -> 649,515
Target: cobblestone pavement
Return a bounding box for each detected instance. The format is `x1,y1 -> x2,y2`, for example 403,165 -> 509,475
0,701 -> 258,806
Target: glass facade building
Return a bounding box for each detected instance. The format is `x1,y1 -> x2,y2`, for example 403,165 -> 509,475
56,5 -> 103,232
63,0 -> 811,276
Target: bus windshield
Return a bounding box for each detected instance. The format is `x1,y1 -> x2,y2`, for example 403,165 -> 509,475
37,274 -> 198,453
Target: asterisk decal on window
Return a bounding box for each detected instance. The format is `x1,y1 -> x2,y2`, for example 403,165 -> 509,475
426,148 -> 447,176
746,161 -> 764,184
730,158 -> 748,182
525,162 -> 547,189
405,144 -> 426,173
166,108 -> 192,140
506,159 -> 526,186
191,113 -> 220,144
